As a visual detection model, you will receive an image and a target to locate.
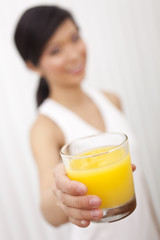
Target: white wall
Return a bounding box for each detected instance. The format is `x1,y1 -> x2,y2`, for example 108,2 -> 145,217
0,0 -> 160,239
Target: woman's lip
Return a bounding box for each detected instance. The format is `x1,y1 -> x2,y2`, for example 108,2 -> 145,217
69,64 -> 84,74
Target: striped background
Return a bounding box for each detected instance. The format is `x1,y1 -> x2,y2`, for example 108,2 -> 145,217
0,0 -> 159,239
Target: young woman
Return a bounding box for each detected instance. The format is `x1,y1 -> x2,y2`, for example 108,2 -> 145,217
14,5 -> 159,240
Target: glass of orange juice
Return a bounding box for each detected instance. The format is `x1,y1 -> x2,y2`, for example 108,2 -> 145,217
60,132 -> 136,223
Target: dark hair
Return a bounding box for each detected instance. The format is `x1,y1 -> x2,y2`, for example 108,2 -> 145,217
14,5 -> 76,107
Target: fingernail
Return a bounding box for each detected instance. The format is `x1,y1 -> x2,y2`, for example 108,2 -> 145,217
76,186 -> 87,195
91,210 -> 100,219
89,198 -> 101,206
81,220 -> 88,226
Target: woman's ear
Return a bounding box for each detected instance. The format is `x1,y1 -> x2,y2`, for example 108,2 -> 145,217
26,60 -> 42,75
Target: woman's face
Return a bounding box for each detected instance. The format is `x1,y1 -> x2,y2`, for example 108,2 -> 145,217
37,19 -> 87,88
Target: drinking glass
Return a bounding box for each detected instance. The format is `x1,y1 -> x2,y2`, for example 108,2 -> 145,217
60,132 -> 136,223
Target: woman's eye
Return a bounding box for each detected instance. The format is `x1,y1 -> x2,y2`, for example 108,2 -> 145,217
72,33 -> 80,42
50,48 -> 60,55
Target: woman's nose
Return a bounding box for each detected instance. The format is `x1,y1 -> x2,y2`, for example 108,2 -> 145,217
66,45 -> 80,62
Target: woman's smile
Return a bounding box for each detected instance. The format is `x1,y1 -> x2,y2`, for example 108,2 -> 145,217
68,63 -> 85,75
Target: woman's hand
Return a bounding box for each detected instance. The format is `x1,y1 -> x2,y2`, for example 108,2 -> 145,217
53,163 -> 136,228
53,163 -> 103,227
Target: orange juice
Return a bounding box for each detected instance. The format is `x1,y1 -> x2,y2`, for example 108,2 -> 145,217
67,147 -> 135,208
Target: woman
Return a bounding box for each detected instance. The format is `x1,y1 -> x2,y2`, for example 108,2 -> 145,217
14,5 -> 159,239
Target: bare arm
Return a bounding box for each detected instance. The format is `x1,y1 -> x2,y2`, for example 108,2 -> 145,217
30,115 -> 103,227
30,115 -> 68,226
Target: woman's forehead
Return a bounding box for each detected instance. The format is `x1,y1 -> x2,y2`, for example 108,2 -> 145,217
45,19 -> 78,47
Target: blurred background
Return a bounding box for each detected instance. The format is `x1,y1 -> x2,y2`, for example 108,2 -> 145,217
0,0 -> 160,239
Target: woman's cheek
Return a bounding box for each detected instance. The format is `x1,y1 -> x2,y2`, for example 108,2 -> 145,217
80,44 -> 87,61
51,57 -> 65,71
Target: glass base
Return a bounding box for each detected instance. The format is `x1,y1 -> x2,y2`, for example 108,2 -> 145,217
93,195 -> 136,223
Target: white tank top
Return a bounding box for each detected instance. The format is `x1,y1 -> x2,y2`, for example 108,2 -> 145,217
38,86 -> 159,240
39,86 -> 134,143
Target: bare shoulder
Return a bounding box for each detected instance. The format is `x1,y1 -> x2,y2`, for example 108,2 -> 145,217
30,115 -> 65,190
30,114 -> 65,150
102,91 -> 123,111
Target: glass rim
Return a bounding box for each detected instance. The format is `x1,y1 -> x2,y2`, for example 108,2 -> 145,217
60,132 -> 128,159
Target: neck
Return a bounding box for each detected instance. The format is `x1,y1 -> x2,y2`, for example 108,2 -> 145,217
49,84 -> 85,108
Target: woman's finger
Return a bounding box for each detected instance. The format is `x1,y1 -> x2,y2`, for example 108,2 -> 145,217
132,164 -> 136,172
69,217 -> 90,228
55,190 -> 101,210
58,202 -> 103,221
53,163 -> 87,196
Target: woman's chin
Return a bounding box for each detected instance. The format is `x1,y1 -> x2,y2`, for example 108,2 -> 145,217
71,71 -> 85,83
